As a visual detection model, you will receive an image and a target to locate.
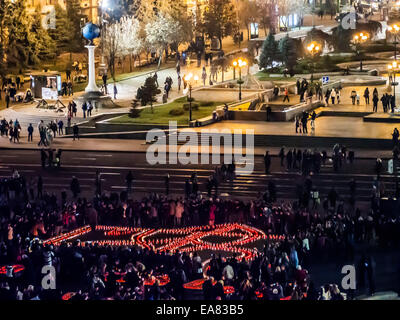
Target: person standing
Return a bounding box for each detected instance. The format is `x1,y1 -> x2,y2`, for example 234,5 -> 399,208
310,111 -> 317,131
283,87 -> 290,102
113,84 -> 118,99
72,124 -> 79,141
82,102 -> 87,118
177,75 -> 181,92
264,151 -> 271,174
27,123 -> 33,142
126,170 -> 133,193
102,74 -> 108,94
372,94 -> 379,112
58,119 -> 64,135
5,93 -> 10,108
153,73 -> 159,87
40,150 -> 47,168
202,67 -> 207,86
70,176 -> 81,198
330,89 -> 336,105
350,90 -> 357,105
364,87 -> 370,105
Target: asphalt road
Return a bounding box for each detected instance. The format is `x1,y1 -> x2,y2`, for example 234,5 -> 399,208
0,149 -> 395,207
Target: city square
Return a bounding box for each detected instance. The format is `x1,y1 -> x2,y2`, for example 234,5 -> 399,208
1,0 -> 400,307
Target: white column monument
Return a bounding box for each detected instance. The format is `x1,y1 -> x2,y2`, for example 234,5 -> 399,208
85,45 -> 100,93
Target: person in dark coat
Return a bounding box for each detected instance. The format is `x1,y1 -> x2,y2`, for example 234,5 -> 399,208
264,151 -> 271,174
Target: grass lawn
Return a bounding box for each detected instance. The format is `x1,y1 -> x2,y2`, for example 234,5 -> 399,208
109,97 -> 224,126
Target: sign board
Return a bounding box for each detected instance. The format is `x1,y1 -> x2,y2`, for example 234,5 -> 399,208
322,76 -> 330,85
42,87 -> 58,100
388,159 -> 394,174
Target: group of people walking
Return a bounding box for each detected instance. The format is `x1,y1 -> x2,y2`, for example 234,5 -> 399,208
351,87 -> 397,113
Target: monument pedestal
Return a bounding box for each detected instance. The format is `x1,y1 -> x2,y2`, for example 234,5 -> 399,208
80,44 -> 115,109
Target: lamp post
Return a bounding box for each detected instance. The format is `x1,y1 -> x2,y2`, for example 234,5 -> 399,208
352,32 -> 369,71
306,41 -> 321,82
388,23 -> 400,60
388,60 -> 399,111
232,58 -> 247,101
184,73 -> 199,124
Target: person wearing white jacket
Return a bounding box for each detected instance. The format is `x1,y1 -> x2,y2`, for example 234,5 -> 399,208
330,89 -> 336,105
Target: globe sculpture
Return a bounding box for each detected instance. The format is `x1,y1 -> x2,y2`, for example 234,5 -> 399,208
82,22 -> 100,45
82,22 -> 101,93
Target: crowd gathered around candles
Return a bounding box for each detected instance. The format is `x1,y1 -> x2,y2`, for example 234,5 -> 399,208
0,154 -> 398,300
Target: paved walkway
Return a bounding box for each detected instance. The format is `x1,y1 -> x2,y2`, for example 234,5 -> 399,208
0,133 -> 393,159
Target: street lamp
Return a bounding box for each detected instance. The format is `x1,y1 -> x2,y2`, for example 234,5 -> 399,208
352,32 -> 369,71
306,41 -> 321,82
184,73 -> 199,124
232,58 -> 247,101
388,60 -> 399,111
388,23 -> 400,60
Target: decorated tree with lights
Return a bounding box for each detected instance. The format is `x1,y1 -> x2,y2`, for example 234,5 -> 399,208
145,12 -> 182,69
119,16 -> 144,72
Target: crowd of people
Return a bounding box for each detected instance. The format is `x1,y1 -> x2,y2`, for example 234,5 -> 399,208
351,87 -> 397,113
0,160 -> 398,300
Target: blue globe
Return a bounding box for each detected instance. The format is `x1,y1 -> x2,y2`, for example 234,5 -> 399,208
82,22 -> 101,41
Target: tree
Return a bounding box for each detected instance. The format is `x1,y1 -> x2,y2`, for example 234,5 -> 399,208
201,0 -> 238,49
129,99 -> 142,118
256,0 -> 278,35
119,16 -> 143,72
237,0 -> 259,41
145,12 -> 182,69
279,35 -> 298,72
5,0 -> 32,68
30,10 -> 57,64
137,76 -> 161,113
49,1 -> 86,54
103,19 -> 126,81
259,33 -> 278,70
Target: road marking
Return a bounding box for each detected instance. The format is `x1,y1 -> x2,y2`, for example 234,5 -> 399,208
72,158 -> 97,161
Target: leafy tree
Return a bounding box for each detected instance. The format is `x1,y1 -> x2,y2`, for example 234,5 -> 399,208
256,0 -> 278,35
237,0 -> 259,41
259,33 -> 278,70
136,76 -> 161,113
201,0 -> 238,49
278,35 -> 298,72
6,0 -> 32,68
30,10 -> 57,63
49,0 -> 85,54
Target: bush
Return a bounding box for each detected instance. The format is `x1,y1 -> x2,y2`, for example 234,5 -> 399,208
129,99 -> 142,118
200,101 -> 214,107
169,108 -> 185,116
183,103 -> 199,111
